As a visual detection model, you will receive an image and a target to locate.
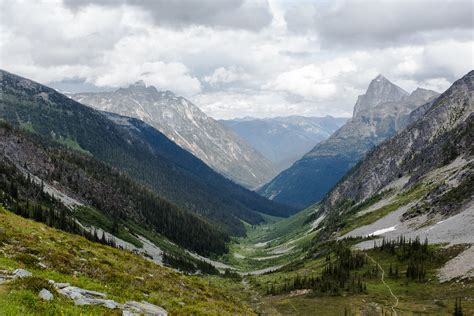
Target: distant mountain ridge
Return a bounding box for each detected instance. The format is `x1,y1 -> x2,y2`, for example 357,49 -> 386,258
0,69 -> 294,237
71,83 -> 275,189
220,116 -> 347,172
259,75 -> 440,210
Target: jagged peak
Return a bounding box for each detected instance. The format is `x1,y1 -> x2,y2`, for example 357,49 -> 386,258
353,75 -> 409,118
374,74 -> 387,81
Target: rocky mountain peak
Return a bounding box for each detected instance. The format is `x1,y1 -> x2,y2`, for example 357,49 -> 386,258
353,75 -> 409,119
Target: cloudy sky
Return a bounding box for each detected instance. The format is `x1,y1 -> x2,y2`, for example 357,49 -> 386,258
1,0 -> 473,119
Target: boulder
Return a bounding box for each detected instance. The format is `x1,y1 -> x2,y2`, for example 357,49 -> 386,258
58,286 -> 106,300
123,301 -> 167,316
74,297 -> 122,309
38,288 -> 54,301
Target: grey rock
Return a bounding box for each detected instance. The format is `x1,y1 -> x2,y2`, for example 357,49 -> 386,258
38,288 -> 54,301
37,262 -> 47,269
58,286 -> 107,300
352,74 -> 409,118
74,298 -> 122,309
13,269 -> 32,278
124,301 -> 168,316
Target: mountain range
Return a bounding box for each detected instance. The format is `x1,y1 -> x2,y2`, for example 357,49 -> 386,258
0,69 -> 293,239
220,116 -> 347,172
259,75 -> 440,209
71,83 -> 275,189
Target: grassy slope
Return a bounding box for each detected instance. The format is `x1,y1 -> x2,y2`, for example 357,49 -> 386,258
337,184 -> 431,236
252,244 -> 474,315
219,205 -> 318,272
0,208 -> 254,315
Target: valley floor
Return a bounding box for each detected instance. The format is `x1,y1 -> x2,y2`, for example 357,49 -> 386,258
1,190 -> 473,315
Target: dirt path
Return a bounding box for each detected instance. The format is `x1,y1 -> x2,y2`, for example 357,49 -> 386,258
365,254 -> 399,315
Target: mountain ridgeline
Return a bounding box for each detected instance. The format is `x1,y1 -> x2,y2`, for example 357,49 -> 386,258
71,83 -> 276,189
259,75 -> 440,209
220,116 -> 347,172
0,69 -> 294,238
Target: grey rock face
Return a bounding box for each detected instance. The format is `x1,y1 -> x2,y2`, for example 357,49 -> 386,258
71,85 -> 275,189
353,74 -> 409,118
38,288 -> 54,301
221,116 -> 347,172
259,75 -> 439,209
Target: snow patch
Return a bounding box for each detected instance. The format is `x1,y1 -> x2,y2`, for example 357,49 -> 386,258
369,226 -> 397,236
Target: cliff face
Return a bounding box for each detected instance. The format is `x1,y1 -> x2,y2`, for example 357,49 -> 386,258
352,74 -> 409,118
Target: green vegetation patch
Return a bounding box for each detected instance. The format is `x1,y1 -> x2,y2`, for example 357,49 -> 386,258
56,136 -> 91,155
74,206 -> 143,248
338,184 -> 431,236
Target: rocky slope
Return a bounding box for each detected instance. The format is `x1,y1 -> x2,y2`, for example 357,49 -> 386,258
72,83 -> 275,189
220,116 -> 347,172
259,75 -> 439,209
321,70 -> 474,216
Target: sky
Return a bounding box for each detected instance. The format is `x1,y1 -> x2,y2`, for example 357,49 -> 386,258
1,0 -> 473,119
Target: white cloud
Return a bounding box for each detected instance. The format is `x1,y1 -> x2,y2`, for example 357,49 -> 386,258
285,0 -> 474,47
94,61 -> 202,95
264,58 -> 356,99
0,0 -> 472,119
204,66 -> 250,86
64,0 -> 273,31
